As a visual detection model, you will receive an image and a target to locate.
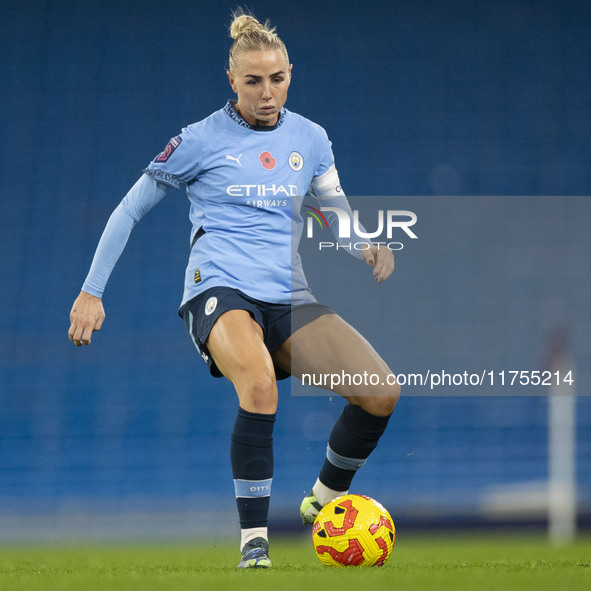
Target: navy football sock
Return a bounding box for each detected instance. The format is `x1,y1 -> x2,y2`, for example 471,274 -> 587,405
231,407 -> 276,529
319,403 -> 391,491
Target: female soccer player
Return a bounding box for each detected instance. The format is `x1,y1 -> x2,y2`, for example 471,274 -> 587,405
68,10 -> 399,569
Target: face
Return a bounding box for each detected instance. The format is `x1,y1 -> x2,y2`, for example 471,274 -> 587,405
227,49 -> 292,127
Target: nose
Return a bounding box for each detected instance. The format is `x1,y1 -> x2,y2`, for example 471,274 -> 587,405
261,82 -> 272,100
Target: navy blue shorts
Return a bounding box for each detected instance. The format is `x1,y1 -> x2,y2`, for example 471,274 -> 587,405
178,287 -> 335,380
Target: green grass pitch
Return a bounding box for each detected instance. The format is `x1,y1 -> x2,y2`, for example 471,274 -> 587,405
1,533 -> 589,591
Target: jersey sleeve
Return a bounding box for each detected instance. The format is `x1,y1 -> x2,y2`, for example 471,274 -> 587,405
143,126 -> 202,190
307,124 -> 371,259
312,125 -> 336,179
310,166 -> 372,261
81,174 -> 168,297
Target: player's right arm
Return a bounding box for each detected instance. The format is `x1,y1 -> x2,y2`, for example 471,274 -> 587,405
69,126 -> 201,346
68,290 -> 106,346
68,173 -> 168,346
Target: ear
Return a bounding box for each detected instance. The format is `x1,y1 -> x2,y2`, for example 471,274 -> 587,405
284,64 -> 292,88
227,70 -> 238,94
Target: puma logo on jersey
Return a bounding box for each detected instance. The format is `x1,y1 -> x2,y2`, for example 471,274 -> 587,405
225,154 -> 243,166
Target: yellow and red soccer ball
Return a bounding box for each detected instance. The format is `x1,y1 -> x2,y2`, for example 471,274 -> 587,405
312,494 -> 396,567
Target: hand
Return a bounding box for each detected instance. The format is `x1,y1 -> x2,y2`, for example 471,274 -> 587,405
361,244 -> 394,283
68,291 -> 105,346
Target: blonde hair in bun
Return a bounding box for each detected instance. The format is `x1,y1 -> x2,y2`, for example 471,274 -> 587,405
228,8 -> 289,72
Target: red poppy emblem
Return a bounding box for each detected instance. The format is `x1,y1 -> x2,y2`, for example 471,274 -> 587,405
259,151 -> 276,170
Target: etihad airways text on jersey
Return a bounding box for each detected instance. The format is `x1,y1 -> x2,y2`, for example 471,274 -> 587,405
226,184 -> 298,197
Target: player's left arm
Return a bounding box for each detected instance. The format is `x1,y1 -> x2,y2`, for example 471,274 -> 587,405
309,165 -> 394,283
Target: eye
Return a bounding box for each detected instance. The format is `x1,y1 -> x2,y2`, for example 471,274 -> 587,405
246,79 -> 259,85
273,77 -> 284,84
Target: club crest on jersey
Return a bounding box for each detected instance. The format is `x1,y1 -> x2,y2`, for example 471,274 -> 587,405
155,135 -> 182,163
205,296 -> 217,316
289,151 -> 304,171
259,151 -> 277,170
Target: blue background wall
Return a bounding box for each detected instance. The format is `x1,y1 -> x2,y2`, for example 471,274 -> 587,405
1,0 -> 590,540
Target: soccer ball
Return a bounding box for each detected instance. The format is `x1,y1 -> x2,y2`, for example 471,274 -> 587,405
312,494 -> 395,567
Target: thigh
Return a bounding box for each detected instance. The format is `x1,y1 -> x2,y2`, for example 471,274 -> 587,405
207,309 -> 278,413
180,286 -> 266,377
273,313 -> 398,400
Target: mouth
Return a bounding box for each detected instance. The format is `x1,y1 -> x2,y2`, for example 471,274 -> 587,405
259,106 -> 276,114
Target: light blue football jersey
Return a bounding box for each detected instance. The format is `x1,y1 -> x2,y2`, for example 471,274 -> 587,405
144,101 -> 335,306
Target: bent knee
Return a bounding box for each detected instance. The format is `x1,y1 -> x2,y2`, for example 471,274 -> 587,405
365,395 -> 399,416
237,371 -> 278,414
350,382 -> 400,416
